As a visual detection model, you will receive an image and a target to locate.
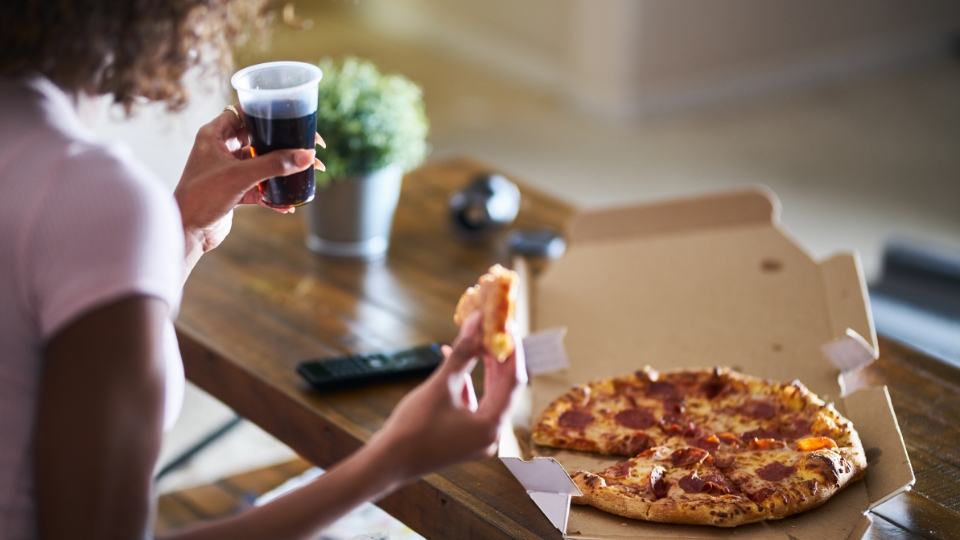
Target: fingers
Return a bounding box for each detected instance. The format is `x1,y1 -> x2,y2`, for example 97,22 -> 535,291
221,106 -> 243,133
202,103 -> 246,144
240,146 -> 324,171
477,330 -> 526,422
238,186 -> 261,206
224,148 -> 315,193
440,312 -> 482,375
232,104 -> 250,146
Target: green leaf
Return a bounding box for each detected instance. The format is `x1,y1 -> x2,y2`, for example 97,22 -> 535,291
314,57 -> 430,182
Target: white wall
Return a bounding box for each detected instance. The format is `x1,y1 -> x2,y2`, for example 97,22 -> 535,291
91,75 -> 228,191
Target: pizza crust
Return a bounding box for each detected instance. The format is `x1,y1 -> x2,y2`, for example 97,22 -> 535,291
454,264 -> 519,361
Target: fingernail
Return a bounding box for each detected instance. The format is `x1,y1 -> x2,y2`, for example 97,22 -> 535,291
316,159 -> 326,172
316,133 -> 326,148
289,207 -> 296,214
294,149 -> 315,168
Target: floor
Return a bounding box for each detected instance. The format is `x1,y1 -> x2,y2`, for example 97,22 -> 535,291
89,3 -> 960,536
157,458 -> 423,540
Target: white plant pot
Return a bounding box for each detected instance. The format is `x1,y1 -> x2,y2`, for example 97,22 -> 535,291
303,164 -> 403,260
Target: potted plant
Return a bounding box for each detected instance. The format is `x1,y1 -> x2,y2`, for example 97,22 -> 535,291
304,57 -> 429,259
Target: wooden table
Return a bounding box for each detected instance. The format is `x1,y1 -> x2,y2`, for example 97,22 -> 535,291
176,158 -> 960,540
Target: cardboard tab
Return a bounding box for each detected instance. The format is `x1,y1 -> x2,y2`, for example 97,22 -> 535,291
501,457 -> 581,533
820,253 -> 879,358
822,329 -> 877,374
568,188 -> 778,242
522,328 -> 569,375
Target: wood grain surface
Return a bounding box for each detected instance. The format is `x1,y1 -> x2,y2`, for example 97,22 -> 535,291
176,158 -> 960,539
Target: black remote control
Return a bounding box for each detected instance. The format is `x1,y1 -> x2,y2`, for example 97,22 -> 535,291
297,344 -> 445,391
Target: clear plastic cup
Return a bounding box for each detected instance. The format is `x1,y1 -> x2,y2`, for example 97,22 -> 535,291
231,61 -> 323,207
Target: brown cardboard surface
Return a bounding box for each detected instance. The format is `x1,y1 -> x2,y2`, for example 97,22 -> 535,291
842,386 -> 915,507
519,189 -> 912,539
566,188 -> 777,243
819,253 -> 878,359
535,224 -> 843,413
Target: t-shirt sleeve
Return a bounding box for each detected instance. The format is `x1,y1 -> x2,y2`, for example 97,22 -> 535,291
25,143 -> 185,339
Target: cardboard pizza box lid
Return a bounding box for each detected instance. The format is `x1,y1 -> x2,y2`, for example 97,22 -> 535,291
499,188 -> 914,539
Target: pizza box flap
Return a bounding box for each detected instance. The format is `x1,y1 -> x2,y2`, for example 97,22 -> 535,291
511,188 -> 911,539
841,386 -> 915,507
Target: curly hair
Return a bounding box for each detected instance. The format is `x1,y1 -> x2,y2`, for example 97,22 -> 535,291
0,0 -> 269,112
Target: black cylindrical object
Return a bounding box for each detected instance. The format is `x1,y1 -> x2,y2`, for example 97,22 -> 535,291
448,173 -> 521,241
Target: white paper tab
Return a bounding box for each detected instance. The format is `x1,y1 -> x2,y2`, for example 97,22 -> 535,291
522,327 -> 569,376
822,328 -> 877,374
501,457 -> 582,534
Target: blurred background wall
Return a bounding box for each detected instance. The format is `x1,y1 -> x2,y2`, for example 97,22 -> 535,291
359,0 -> 960,118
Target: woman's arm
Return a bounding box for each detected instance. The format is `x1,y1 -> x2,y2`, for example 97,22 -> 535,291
35,295 -> 169,539
36,299 -> 522,540
162,313 -> 525,540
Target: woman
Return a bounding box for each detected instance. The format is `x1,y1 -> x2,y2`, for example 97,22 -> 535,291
0,1 -> 526,538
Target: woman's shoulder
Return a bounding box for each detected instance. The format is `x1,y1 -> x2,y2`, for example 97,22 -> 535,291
1,78 -> 178,219
60,139 -> 176,212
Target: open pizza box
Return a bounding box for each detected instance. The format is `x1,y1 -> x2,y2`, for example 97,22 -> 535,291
498,188 -> 915,539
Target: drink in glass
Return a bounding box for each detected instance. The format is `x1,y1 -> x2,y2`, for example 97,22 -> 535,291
231,61 -> 322,207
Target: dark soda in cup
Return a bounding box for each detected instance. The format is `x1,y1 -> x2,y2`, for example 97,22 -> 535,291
231,62 -> 323,208
245,105 -> 317,207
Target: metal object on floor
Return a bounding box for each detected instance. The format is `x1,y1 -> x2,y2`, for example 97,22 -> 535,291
155,415 -> 244,481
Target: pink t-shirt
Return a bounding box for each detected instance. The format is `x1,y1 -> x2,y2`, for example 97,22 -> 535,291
0,78 -> 185,538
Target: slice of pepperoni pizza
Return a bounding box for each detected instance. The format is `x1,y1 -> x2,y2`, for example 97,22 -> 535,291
532,367 -> 868,526
454,264 -> 519,361
570,446 -> 766,526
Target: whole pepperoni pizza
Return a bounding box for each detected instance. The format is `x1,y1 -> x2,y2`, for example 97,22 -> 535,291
531,367 -> 867,527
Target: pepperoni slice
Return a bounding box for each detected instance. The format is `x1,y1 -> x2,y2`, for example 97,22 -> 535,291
614,408 -> 656,429
717,433 -> 742,446
714,455 -> 737,469
749,487 -> 776,503
740,400 -> 778,419
688,434 -> 720,453
757,461 -> 796,481
671,447 -> 711,467
646,381 -> 678,398
797,437 -> 838,452
677,471 -> 734,495
678,471 -> 706,494
748,437 -> 786,450
700,380 -> 729,399
606,461 -> 633,478
649,466 -> 669,499
779,418 -> 811,439
701,472 -> 739,494
741,427 -> 781,441
663,398 -> 686,414
611,433 -> 655,456
558,410 -> 594,430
